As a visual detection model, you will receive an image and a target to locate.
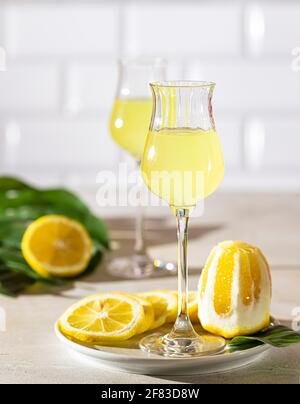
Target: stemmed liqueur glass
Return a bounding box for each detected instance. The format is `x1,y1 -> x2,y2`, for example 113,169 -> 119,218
140,81 -> 226,357
108,58 -> 174,278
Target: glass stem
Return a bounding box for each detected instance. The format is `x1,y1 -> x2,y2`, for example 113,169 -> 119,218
168,208 -> 196,339
177,208 -> 190,319
134,204 -> 145,255
134,159 -> 146,255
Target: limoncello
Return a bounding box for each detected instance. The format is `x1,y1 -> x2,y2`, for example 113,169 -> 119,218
142,128 -> 224,210
110,98 -> 153,159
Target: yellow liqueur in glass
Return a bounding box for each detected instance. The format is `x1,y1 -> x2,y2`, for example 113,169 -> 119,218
140,81 -> 225,357
143,128 -> 224,210
110,98 -> 153,159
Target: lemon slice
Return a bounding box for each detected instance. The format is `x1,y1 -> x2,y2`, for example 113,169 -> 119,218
128,294 -> 155,334
168,291 -> 199,323
59,293 -> 145,343
22,215 -> 93,278
137,290 -> 178,330
187,291 -> 199,323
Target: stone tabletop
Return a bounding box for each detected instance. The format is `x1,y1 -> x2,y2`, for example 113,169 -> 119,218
0,193 -> 299,384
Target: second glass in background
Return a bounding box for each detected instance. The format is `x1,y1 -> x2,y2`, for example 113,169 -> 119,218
108,57 -> 173,278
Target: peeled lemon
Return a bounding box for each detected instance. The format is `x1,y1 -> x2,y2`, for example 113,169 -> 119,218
59,293 -> 146,343
198,241 -> 272,339
22,215 -> 93,278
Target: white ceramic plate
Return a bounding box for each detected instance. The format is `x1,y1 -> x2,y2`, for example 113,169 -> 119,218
54,323 -> 271,375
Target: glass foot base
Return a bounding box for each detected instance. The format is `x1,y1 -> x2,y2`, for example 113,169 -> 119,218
140,331 -> 226,358
107,255 -> 153,279
107,255 -> 176,279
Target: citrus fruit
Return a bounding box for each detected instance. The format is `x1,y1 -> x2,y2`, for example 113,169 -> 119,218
186,291 -> 199,323
137,290 -> 178,330
168,291 -> 199,323
59,293 -> 145,343
124,294 -> 155,334
198,241 -> 272,339
22,215 -> 93,278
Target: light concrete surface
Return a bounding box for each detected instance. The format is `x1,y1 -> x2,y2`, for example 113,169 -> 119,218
0,193 -> 299,384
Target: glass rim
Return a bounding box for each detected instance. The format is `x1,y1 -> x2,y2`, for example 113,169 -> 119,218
150,80 -> 216,88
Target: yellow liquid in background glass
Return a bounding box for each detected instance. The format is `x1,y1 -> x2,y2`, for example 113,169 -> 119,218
110,98 -> 153,159
142,129 -> 224,210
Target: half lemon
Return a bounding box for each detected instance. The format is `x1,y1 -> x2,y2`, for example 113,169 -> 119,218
22,215 -> 93,278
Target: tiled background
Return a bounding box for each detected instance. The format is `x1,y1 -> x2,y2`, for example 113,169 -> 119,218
0,0 -> 300,191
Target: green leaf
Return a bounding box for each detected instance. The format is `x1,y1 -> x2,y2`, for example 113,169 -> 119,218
0,246 -> 55,282
40,189 -> 90,215
0,268 -> 36,296
0,176 -> 110,296
75,243 -> 104,279
0,189 -> 43,209
0,284 -> 17,297
83,213 -> 110,250
0,177 -> 36,192
228,325 -> 300,352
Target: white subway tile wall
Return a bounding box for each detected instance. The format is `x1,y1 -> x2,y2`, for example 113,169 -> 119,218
65,62 -> 118,113
5,4 -> 119,55
123,3 -> 242,56
249,4 -> 300,56
249,119 -> 300,170
0,64 -> 59,111
185,61 -> 300,111
3,119 -> 118,169
0,0 -> 299,191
